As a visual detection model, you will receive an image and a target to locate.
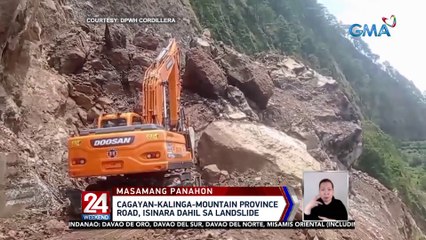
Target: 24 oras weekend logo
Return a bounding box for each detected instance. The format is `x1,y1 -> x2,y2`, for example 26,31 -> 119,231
348,15 -> 396,37
81,191 -> 111,220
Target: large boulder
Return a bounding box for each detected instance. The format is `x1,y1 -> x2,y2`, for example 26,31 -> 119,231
182,48 -> 227,98
219,49 -> 274,109
133,31 -> 160,50
108,48 -> 130,71
47,49 -> 86,74
60,50 -> 86,74
197,120 -> 321,180
47,31 -> 89,74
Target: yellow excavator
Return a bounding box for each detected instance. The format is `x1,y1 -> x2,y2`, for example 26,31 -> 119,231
66,38 -> 200,214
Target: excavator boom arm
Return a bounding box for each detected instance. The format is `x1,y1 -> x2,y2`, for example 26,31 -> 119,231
142,38 -> 182,130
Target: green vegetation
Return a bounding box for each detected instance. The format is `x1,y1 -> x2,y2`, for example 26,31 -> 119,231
356,121 -> 409,189
190,0 -> 426,230
190,0 -> 426,140
355,121 -> 426,224
399,141 -> 426,197
400,141 -> 426,171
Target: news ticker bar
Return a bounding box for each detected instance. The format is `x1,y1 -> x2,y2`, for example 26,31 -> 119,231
69,220 -> 356,229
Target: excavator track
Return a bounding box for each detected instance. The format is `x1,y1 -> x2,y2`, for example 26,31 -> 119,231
67,167 -> 202,217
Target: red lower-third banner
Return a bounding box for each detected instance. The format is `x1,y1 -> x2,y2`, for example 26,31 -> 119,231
82,186 -> 300,222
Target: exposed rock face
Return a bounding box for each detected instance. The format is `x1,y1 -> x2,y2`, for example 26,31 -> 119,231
0,0 -> 24,51
258,53 -> 363,169
197,120 -> 321,180
183,48 -> 228,98
0,1 -> 79,227
0,2 -> 202,238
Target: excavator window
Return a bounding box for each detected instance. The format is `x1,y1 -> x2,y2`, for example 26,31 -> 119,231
132,116 -> 142,125
118,118 -> 127,126
101,118 -> 127,128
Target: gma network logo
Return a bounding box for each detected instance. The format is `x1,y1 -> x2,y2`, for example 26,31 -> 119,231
349,15 -> 396,37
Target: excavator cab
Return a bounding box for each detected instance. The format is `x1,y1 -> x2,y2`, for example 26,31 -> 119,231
97,113 -> 143,128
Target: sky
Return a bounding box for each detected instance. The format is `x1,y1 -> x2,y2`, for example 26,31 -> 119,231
316,0 -> 426,92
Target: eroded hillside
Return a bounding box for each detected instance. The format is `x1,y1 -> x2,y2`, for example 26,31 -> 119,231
0,0 -> 425,240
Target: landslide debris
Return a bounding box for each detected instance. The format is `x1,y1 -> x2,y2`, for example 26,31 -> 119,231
256,53 -> 363,170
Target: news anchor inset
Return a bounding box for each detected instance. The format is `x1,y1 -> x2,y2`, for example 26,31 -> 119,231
303,171 -> 349,221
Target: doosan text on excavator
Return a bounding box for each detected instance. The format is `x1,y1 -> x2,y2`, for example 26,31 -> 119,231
66,38 -> 200,214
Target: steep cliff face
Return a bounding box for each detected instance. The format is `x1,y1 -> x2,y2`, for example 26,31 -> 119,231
0,1 -> 424,240
0,0 -> 202,238
0,0 -> 73,212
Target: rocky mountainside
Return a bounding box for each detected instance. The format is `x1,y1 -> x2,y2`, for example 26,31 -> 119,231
0,0 -> 424,240
190,0 -> 426,141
